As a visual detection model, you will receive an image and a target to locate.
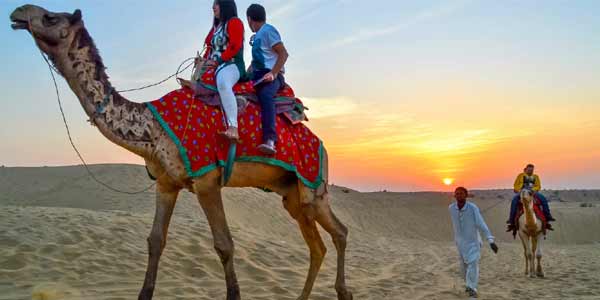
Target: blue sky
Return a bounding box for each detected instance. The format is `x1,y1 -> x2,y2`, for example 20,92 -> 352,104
1,1 -> 600,191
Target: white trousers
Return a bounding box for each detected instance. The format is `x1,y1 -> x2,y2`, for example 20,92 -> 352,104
216,64 -> 240,128
459,256 -> 480,291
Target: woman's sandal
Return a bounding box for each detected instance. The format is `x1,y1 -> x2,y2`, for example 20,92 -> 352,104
219,126 -> 239,142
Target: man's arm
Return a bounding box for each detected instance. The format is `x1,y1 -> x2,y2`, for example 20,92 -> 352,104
270,42 -> 288,77
262,42 -> 288,82
514,173 -> 523,193
533,175 -> 541,192
474,205 -> 498,253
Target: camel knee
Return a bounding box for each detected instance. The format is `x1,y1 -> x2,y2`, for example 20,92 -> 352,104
214,239 -> 235,264
332,224 -> 348,248
147,232 -> 166,256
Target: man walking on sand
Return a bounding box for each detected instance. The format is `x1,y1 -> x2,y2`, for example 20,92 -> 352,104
449,187 -> 499,298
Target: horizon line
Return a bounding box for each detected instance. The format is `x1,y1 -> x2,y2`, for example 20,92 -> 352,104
2,163 -> 599,193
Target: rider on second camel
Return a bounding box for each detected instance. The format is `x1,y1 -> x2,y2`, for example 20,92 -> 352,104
507,164 -> 556,231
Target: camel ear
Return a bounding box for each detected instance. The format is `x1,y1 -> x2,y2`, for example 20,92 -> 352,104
69,9 -> 82,24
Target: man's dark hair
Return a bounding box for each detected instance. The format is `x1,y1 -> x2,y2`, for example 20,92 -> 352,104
247,4 -> 266,22
214,0 -> 238,27
526,163 -> 535,168
455,186 -> 468,194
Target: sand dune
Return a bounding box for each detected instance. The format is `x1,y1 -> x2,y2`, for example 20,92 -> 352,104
1,165 -> 599,299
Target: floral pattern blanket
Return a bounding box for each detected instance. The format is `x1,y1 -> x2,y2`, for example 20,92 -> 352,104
146,88 -> 323,188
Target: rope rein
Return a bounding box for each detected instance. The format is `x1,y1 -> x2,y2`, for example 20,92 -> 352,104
39,49 -> 196,194
481,196 -> 508,214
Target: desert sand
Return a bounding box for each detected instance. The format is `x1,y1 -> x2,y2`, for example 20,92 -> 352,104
1,164 -> 599,300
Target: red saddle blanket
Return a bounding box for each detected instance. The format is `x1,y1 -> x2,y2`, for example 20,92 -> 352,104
516,196 -> 547,225
516,197 -> 546,224
145,89 -> 324,188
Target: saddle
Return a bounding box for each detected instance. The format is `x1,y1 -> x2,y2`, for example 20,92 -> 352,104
188,59 -> 308,124
511,195 -> 548,238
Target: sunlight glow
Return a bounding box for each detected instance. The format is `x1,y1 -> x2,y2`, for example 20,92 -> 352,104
443,178 -> 455,186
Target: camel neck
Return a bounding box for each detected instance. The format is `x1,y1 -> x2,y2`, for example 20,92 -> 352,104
51,28 -> 156,158
523,202 -> 537,228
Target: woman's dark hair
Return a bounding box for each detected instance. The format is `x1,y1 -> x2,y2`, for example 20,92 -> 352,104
214,0 -> 238,27
247,4 -> 266,22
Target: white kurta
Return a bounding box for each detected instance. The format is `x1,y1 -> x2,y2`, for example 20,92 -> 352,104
449,202 -> 495,290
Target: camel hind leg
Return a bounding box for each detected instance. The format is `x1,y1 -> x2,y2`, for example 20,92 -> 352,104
282,187 -> 327,300
314,191 -> 353,300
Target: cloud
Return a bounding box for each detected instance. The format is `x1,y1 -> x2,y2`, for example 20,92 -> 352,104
322,0 -> 472,50
300,96 -> 360,119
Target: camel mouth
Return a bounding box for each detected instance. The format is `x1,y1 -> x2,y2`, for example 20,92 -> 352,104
10,18 -> 29,30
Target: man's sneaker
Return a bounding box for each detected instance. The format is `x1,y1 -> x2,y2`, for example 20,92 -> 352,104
547,216 -> 556,222
466,287 -> 478,298
258,140 -> 277,155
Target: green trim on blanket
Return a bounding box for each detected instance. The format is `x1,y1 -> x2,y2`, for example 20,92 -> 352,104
146,102 -> 323,189
197,81 -> 218,92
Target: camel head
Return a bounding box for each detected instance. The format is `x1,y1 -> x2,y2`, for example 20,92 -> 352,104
10,5 -> 83,57
520,188 -> 534,209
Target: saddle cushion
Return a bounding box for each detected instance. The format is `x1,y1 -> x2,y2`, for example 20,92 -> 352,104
145,89 -> 323,188
193,66 -> 307,124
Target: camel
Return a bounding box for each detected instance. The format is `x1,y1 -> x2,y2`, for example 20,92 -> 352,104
9,5 -> 353,300
517,189 -> 545,278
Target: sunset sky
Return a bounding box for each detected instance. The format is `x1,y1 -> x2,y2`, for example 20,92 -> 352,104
1,0 -> 599,191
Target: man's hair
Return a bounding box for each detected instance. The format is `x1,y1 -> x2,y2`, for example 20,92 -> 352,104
214,0 -> 238,27
526,163 -> 535,168
247,4 -> 266,22
455,186 -> 468,194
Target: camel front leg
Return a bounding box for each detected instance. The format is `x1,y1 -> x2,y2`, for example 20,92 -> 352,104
314,195 -> 353,300
196,190 -> 240,300
518,232 -> 530,277
139,182 -> 180,300
535,234 -> 544,278
529,235 -> 538,278
295,212 -> 327,300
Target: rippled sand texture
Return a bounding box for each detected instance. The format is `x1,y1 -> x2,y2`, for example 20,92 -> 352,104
1,165 -> 599,299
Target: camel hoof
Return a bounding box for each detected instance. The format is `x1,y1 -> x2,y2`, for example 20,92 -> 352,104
537,272 -> 545,278
529,273 -> 536,279
337,290 -> 353,300
138,289 -> 153,300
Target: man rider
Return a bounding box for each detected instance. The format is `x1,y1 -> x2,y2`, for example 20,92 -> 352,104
507,164 -> 555,231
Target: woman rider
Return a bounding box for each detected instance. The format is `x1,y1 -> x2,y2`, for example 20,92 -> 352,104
179,0 -> 246,140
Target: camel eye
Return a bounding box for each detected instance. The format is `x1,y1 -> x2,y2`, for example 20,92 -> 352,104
43,14 -> 60,26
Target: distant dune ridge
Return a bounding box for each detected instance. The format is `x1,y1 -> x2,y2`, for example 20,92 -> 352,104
1,164 -> 599,299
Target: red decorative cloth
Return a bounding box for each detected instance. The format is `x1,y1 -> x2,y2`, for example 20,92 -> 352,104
146,88 -> 323,188
516,197 -> 547,224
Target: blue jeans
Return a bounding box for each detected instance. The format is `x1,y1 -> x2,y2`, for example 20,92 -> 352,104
508,192 -> 552,223
253,70 -> 285,143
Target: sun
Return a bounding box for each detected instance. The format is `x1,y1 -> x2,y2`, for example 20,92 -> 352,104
443,178 -> 454,186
